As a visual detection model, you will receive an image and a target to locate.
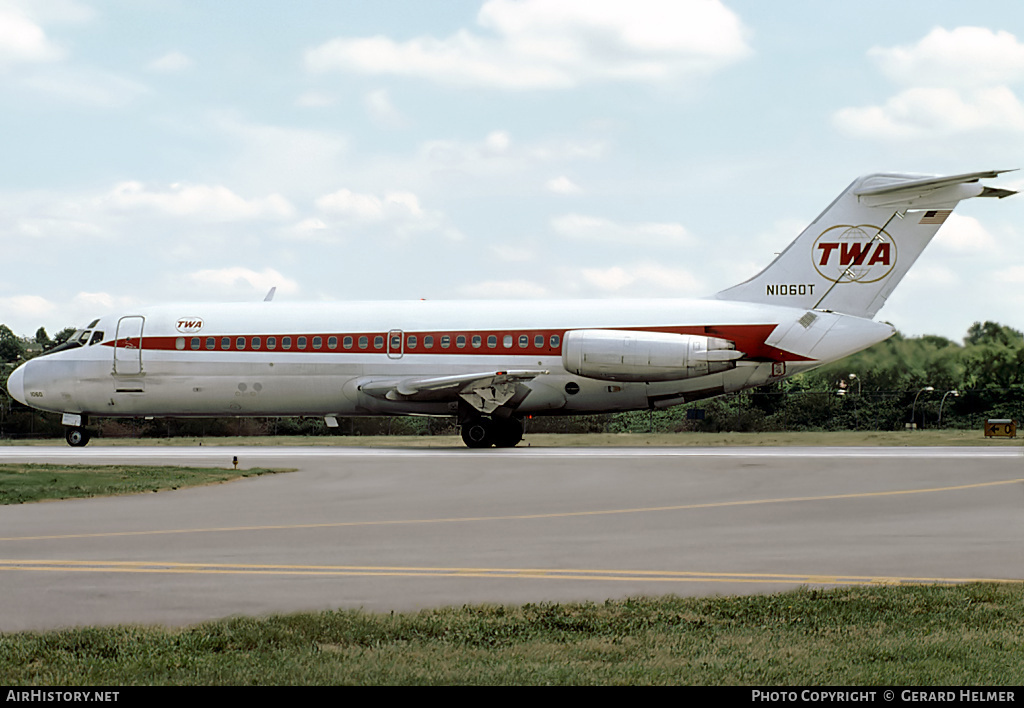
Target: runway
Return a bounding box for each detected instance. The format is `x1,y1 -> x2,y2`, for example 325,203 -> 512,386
0,445 -> 1021,631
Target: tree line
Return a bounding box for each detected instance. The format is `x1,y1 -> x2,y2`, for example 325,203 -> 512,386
1,321 -> 1021,439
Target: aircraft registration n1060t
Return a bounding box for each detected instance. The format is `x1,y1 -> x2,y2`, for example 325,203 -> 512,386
6,170 -> 1017,447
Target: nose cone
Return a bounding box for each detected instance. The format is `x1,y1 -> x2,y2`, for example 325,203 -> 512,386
7,362 -> 27,406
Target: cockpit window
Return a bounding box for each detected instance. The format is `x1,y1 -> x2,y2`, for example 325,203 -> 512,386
35,317 -> 105,357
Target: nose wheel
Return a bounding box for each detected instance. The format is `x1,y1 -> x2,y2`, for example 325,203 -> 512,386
65,427 -> 91,447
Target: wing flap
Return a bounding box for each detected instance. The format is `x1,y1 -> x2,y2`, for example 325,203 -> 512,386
358,369 -> 549,401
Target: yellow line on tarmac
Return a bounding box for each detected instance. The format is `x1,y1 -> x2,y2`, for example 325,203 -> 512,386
1,477 -> 1021,543
0,558 -> 1020,586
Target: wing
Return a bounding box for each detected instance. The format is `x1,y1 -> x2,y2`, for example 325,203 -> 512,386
357,369 -> 549,414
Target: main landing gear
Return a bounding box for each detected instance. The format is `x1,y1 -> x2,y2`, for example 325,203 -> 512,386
65,427 -> 92,447
460,416 -> 523,449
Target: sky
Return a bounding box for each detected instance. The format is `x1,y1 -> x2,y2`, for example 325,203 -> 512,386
1,0 -> 1023,343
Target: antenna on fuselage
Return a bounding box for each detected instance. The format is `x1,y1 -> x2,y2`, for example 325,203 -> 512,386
264,287 -> 276,302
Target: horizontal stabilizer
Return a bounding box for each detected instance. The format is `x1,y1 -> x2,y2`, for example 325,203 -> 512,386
854,169 -> 1016,198
854,169 -> 1018,209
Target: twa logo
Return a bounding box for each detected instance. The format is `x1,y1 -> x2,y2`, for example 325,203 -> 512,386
176,318 -> 204,334
812,224 -> 897,284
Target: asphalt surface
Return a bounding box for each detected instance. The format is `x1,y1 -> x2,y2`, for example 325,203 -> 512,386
0,445 -> 1021,631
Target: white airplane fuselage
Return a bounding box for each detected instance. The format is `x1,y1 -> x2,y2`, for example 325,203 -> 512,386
10,298 -> 892,420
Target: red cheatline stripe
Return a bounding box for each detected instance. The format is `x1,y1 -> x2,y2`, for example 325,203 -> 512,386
103,324 -> 811,362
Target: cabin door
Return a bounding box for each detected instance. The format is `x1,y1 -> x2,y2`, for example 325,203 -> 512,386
113,315 -> 145,376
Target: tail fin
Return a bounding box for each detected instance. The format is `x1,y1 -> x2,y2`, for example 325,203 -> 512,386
715,170 -> 1016,318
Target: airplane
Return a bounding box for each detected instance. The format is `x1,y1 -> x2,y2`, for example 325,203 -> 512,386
5,169 -> 1017,448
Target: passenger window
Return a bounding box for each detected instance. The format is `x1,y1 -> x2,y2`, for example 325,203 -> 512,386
343,336 -> 353,349
390,334 -> 401,349
267,337 -> 277,350
503,335 -> 512,348
441,335 -> 451,349
424,335 -> 434,349
252,337 -> 261,350
298,336 -> 307,350
206,337 -> 215,350
358,336 -> 368,349
456,335 -> 465,349
236,337 -> 246,350
191,338 -> 200,350
550,334 -> 560,348
534,335 -> 544,348
221,337 -> 230,350
328,336 -> 337,349
407,335 -> 417,349
471,335 -> 482,348
175,337 -> 185,350
282,337 -> 292,350
374,336 -> 384,349
519,335 -> 528,348
487,335 -> 497,348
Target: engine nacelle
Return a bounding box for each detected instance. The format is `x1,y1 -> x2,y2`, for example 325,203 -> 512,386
562,329 -> 743,382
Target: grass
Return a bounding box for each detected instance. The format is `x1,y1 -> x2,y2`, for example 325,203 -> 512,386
0,464 -> 289,504
2,429 -> 1022,447
0,584 -> 1021,685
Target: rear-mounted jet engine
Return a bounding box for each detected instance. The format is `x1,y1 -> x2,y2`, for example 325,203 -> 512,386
561,329 -> 743,382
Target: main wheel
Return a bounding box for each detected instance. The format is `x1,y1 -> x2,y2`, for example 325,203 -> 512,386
65,427 -> 91,447
491,417 -> 523,448
460,419 -> 493,448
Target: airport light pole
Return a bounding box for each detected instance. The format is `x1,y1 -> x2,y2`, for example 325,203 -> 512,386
938,390 -> 959,426
910,386 -> 935,430
848,373 -> 861,395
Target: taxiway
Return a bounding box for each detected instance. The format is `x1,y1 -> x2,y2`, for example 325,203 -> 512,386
0,445 -> 1021,631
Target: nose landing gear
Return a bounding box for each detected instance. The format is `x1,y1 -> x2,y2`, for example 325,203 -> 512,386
65,427 -> 92,447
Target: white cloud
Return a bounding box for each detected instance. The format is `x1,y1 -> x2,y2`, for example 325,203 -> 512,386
546,175 -> 582,195
0,6 -> 63,69
870,27 -> 1024,89
305,0 -> 750,89
315,188 -> 424,221
903,263 -> 960,287
834,86 -> 1024,138
552,213 -> 692,245
211,113 -> 350,194
147,51 -> 194,73
18,66 -> 150,107
933,213 -> 998,254
187,267 -> 299,297
364,88 -> 406,127
578,263 -> 704,295
312,187 -> 461,241
993,265 -> 1024,283
100,181 -> 294,221
835,26 -> 1024,139
0,294 -> 56,320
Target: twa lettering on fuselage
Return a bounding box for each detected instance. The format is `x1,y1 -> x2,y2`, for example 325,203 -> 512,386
176,318 -> 204,334
812,224 -> 897,284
